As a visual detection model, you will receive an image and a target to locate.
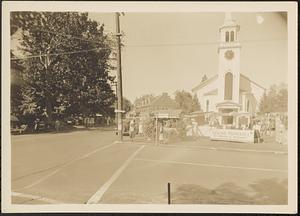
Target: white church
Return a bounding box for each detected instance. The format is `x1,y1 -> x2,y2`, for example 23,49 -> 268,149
192,13 -> 266,126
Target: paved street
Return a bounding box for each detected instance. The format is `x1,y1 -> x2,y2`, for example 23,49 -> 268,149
11,129 -> 288,204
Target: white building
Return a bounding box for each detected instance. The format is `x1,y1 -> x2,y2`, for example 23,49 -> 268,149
192,13 -> 266,126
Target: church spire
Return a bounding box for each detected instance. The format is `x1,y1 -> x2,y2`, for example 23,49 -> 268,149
223,12 -> 236,26
225,12 -> 232,21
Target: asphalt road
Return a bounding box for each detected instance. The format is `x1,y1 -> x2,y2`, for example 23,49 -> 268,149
11,129 -> 288,204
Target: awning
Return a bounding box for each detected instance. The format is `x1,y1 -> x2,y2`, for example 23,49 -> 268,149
152,109 -> 181,119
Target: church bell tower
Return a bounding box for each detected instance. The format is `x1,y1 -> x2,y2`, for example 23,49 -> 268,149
217,12 -> 241,105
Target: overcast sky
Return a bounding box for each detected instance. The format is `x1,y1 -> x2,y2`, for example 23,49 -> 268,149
88,12 -> 287,102
11,12 -> 287,102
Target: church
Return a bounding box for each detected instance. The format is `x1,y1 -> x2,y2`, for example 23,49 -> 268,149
192,13 -> 266,126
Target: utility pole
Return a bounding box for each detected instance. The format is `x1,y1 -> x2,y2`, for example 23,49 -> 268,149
115,12 -> 124,141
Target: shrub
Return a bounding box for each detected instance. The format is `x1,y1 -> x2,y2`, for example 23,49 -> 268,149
143,117 -> 156,140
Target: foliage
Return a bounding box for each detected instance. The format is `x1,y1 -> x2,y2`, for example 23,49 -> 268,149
192,94 -> 201,112
259,83 -> 288,113
11,53 -> 24,116
11,12 -> 116,121
143,117 -> 156,139
123,97 -> 132,113
175,90 -> 201,114
175,118 -> 188,139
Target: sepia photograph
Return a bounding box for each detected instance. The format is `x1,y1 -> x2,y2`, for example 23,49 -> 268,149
1,1 -> 298,214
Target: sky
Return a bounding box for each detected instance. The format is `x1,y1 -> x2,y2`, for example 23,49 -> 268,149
88,12 -> 287,102
11,12 -> 287,102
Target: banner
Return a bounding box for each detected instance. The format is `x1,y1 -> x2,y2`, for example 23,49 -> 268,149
210,128 -> 254,143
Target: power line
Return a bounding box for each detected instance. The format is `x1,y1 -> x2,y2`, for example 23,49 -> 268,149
123,38 -> 287,48
10,47 -> 110,61
11,24 -> 116,46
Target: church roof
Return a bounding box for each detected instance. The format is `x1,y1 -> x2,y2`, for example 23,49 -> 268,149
192,73 -> 265,93
240,74 -> 266,91
192,75 -> 218,92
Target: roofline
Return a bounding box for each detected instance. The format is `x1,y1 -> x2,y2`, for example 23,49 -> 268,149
192,75 -> 218,92
240,74 -> 266,91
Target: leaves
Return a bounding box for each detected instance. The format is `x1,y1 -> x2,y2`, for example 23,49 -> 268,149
175,90 -> 201,114
259,83 -> 288,113
11,12 -> 116,120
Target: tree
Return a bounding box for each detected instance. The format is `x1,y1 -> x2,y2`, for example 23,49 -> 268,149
259,83 -> 288,113
192,94 -> 201,111
123,97 -> 132,113
11,12 -> 116,122
259,92 -> 271,113
175,90 -> 201,114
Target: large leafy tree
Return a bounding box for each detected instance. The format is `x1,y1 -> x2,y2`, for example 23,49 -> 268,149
11,12 -> 116,122
175,90 -> 201,114
259,83 -> 288,113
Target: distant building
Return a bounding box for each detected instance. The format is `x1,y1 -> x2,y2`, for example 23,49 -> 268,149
133,94 -> 156,114
192,13 -> 265,126
133,92 -> 181,117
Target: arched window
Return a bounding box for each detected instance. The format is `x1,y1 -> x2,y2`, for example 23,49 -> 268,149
225,31 -> 229,42
224,72 -> 233,100
230,31 -> 234,42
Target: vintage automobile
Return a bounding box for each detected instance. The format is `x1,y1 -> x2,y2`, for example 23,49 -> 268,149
115,118 -> 138,136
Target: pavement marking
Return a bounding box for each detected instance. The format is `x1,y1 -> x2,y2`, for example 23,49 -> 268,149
134,158 -> 288,173
12,191 -> 63,204
87,145 -> 145,204
150,144 -> 287,155
17,142 -> 117,190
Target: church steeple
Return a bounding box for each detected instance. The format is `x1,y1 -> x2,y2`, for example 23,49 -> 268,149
217,12 -> 241,104
224,12 -> 235,25
219,12 -> 240,44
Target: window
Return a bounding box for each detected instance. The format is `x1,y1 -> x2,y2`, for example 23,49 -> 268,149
224,72 -> 233,100
230,31 -> 234,42
206,100 -> 209,112
225,31 -> 229,42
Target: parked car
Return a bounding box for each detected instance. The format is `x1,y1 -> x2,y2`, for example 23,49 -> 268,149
115,119 -> 131,136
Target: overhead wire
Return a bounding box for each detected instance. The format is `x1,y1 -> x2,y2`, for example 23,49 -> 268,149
123,38 -> 287,48
11,24 -> 114,45
11,24 -> 286,60
10,47 -> 112,61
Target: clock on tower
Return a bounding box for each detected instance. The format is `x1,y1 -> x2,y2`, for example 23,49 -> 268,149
224,50 -> 234,60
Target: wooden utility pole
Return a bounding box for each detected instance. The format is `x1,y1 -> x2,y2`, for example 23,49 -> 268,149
115,12 -> 123,141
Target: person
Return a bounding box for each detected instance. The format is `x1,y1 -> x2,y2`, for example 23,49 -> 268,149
106,116 -> 111,126
138,121 -> 143,135
90,116 -> 95,126
129,119 -> 136,142
191,119 -> 197,137
253,121 -> 262,143
159,122 -> 164,144
55,120 -> 60,132
34,118 -> 40,132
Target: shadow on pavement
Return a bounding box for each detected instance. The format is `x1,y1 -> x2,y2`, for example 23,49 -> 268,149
171,178 -> 288,205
